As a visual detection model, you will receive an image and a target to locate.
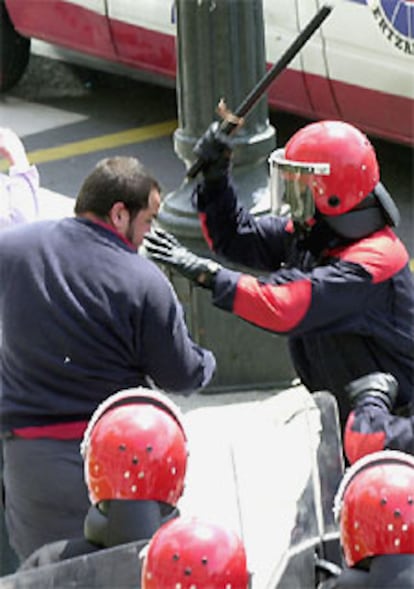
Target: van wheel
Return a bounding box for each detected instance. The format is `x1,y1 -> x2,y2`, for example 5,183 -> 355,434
0,3 -> 31,92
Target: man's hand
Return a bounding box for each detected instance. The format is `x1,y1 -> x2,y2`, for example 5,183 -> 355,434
193,122 -> 233,183
144,228 -> 222,289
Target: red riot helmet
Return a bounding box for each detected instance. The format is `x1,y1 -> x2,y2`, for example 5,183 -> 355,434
141,516 -> 250,589
334,450 -> 414,567
269,121 -> 384,232
81,387 -> 188,506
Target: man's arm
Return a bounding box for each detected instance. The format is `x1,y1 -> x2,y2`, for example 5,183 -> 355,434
138,263 -> 216,395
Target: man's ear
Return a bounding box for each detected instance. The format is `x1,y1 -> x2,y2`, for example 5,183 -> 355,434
108,202 -> 129,231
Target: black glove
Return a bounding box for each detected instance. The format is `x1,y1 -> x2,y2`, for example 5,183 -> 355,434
193,122 -> 233,183
345,372 -> 398,411
144,228 -> 222,289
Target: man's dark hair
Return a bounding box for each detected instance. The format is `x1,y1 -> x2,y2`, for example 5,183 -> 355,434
74,157 -> 161,219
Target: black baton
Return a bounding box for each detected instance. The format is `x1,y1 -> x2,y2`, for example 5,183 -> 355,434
187,3 -> 334,179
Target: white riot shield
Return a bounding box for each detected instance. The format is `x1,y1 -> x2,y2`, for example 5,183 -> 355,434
179,385 -> 344,588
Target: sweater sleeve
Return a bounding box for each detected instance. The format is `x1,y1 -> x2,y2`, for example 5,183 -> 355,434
138,268 -> 216,395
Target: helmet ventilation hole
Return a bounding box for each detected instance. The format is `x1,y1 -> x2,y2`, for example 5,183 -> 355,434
328,195 -> 340,207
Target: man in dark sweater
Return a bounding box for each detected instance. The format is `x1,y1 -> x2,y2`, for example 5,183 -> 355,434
0,156 -> 216,563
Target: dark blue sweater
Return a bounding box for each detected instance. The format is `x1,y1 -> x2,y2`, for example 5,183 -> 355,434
0,218 -> 215,431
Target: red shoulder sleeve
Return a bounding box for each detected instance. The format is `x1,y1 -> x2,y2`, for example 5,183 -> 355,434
329,227 -> 408,284
233,275 -> 312,332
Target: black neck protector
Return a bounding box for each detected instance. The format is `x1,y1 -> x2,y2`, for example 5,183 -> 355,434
295,186 -> 396,255
84,500 -> 179,548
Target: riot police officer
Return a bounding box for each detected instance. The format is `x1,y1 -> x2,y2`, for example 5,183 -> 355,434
141,515 -> 250,589
18,387 -> 188,570
144,120 -> 414,434
321,450 -> 414,588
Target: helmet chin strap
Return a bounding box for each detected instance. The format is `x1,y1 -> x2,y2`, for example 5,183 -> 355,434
293,220 -> 313,238
294,215 -> 344,257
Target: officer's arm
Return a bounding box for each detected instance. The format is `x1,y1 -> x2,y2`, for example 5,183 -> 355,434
144,230 -> 374,336
344,373 -> 414,464
191,124 -> 288,271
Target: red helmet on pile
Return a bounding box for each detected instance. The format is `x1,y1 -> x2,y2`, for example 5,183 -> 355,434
285,120 -> 379,216
141,516 -> 249,589
81,387 -> 188,506
334,450 -> 414,567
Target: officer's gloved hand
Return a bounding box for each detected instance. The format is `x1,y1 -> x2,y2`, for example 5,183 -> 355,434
344,373 -> 398,464
144,228 -> 222,289
193,122 -> 233,183
345,372 -> 398,411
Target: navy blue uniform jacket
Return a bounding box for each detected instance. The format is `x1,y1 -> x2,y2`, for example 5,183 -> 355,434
325,555 -> 414,588
0,218 -> 215,432
195,177 -> 414,423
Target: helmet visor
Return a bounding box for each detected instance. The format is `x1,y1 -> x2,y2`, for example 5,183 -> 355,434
268,148 -> 330,227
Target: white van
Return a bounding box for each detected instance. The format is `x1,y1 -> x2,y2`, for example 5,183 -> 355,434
1,0 -> 413,145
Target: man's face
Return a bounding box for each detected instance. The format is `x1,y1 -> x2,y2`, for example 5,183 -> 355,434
125,188 -> 161,248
